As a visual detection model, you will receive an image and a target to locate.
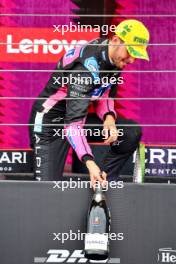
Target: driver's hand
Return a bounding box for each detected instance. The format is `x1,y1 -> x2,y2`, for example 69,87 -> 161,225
85,160 -> 107,190
103,115 -> 118,144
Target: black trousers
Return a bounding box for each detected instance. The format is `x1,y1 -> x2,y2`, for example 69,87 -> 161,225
29,113 -> 142,181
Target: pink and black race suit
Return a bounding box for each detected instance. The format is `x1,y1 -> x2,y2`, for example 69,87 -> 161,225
30,38 -> 121,163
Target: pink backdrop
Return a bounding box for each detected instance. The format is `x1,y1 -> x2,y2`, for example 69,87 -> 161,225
0,0 -> 175,151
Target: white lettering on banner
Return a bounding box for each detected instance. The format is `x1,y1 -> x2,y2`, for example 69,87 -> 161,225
19,39 -> 33,53
46,249 -> 105,263
168,149 -> 176,164
46,250 -> 70,263
34,249 -> 120,263
84,233 -> 108,251
7,35 -> 87,55
162,253 -> 170,262
145,168 -> 176,175
0,152 -> 27,164
158,248 -> 176,263
132,148 -> 176,165
147,149 -> 165,164
7,35 -> 19,53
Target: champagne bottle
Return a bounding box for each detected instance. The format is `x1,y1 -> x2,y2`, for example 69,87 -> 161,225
84,182 -> 111,260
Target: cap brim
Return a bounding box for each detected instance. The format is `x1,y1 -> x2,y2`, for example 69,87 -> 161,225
127,45 -> 149,61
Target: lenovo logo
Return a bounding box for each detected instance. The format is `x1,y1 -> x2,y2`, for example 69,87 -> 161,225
0,27 -> 99,62
7,35 -> 87,55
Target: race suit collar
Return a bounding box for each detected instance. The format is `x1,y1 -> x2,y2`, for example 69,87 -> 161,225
98,39 -> 117,70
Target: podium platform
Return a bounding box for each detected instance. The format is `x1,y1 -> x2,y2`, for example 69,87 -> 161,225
0,181 -> 176,264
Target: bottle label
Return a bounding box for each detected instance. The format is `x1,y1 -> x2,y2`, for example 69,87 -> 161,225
84,233 -> 108,251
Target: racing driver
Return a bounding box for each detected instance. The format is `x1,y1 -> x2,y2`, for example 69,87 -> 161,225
29,19 -> 150,186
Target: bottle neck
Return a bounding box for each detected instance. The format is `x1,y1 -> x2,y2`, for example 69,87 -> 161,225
93,184 -> 105,202
95,184 -> 103,194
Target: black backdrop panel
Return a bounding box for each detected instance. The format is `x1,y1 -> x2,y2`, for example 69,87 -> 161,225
0,181 -> 176,264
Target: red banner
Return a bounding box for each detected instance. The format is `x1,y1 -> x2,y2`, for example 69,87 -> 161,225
0,27 -> 99,63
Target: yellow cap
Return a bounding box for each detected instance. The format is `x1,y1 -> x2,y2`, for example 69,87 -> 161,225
115,19 -> 150,61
